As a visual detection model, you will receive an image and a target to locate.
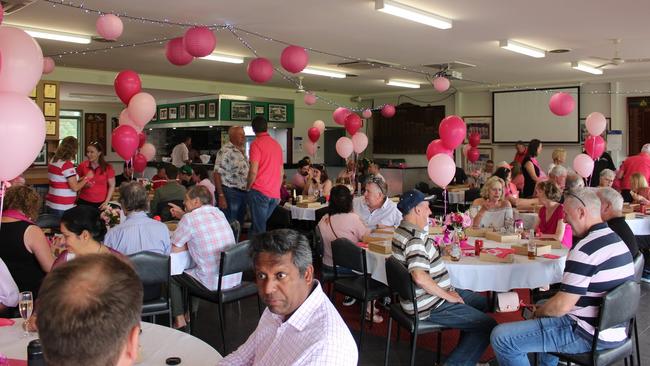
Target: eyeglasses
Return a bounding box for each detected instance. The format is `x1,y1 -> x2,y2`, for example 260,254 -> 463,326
563,191 -> 586,207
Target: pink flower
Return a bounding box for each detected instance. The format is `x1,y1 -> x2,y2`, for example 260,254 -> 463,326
462,213 -> 472,228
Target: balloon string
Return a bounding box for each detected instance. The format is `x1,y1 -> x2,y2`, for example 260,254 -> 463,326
444,188 -> 447,216
0,182 -> 6,232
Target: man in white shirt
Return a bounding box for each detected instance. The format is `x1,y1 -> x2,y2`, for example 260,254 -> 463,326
220,229 -> 357,365
0,258 -> 19,314
171,137 -> 191,168
353,175 -> 402,229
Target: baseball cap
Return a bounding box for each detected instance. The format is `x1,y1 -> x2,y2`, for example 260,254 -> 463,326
397,189 -> 435,215
180,165 -> 193,175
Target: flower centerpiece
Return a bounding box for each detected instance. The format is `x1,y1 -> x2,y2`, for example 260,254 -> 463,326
444,211 -> 472,242
100,206 -> 122,228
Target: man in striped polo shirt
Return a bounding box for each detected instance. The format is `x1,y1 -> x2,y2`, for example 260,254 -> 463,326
393,190 -> 497,366
491,188 -> 635,365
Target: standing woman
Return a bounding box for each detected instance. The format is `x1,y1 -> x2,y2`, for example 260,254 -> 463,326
45,136 -> 91,217
76,141 -> 116,209
521,139 -> 545,198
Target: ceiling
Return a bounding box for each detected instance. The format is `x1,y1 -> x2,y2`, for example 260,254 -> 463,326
6,0 -> 650,95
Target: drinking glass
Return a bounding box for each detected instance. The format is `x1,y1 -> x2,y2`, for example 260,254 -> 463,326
19,291 -> 33,337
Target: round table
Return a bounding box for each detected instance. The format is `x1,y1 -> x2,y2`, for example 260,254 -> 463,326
285,203 -> 327,221
0,320 -> 221,365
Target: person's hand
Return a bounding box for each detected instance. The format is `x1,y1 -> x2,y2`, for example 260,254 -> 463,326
24,314 -> 38,332
168,202 -> 185,219
446,290 -> 465,304
99,201 -> 110,211
218,195 -> 228,210
85,170 -> 94,179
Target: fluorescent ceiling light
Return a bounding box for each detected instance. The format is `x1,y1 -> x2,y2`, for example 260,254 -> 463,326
375,0 -> 452,29
385,79 -> 420,89
571,62 -> 603,75
301,67 -> 346,79
499,40 -> 546,58
200,52 -> 244,64
9,24 -> 91,44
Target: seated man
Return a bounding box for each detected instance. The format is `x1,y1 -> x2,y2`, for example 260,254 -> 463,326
596,187 -> 639,256
0,258 -> 19,314
220,229 -> 357,365
353,175 -> 402,229
179,165 -> 195,189
115,162 -> 134,187
104,182 -> 171,255
291,159 -> 310,191
392,189 -> 497,365
150,164 -> 186,218
548,165 -> 568,191
36,254 -> 143,366
491,188 -> 635,365
151,165 -> 168,190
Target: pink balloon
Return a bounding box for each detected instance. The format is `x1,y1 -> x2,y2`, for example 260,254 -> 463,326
127,92 -> 156,128
469,132 -> 481,147
247,57 -> 274,83
133,153 -> 147,173
381,104 -> 396,118
312,120 -> 325,134
138,132 -> 146,148
0,3 -> 3,25
585,112 -> 607,136
42,57 -> 55,74
0,93 -> 46,181
426,139 -> 452,161
344,113 -> 362,135
140,143 -> 156,161
111,125 -> 139,160
165,37 -> 193,66
183,27 -> 216,57
332,107 -> 351,126
304,140 -> 317,156
439,115 -> 466,150
467,147 -> 480,163
119,108 -> 136,128
585,135 -> 606,159
573,153 -> 595,178
96,14 -> 123,41
307,127 -> 320,143
280,45 -> 309,73
462,144 -> 471,157
433,76 -> 450,92
114,70 -> 142,105
352,132 -> 369,154
0,27 -> 43,96
304,92 -> 317,105
362,109 -> 372,119
335,137 -> 354,159
549,92 -> 575,116
428,154 -> 456,189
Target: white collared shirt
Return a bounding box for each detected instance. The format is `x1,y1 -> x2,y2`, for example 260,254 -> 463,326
353,196 -> 402,229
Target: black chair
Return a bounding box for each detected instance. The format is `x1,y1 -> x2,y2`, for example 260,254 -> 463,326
229,220 -> 241,243
35,214 -> 61,232
550,280 -> 640,366
186,241 -> 261,354
632,252 -> 644,365
384,257 -> 448,366
128,251 -> 172,325
266,205 -> 292,230
331,238 -> 391,350
156,199 -> 184,222
312,226 -> 354,297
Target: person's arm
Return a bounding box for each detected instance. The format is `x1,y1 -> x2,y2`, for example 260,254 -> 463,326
67,174 -> 89,192
168,202 -> 186,219
535,291 -> 580,317
171,216 -> 192,252
247,161 -> 259,190
0,260 -> 19,309
24,225 -> 54,272
411,270 -> 464,303
102,177 -> 116,209
182,145 -> 191,165
524,161 -> 541,182
213,170 -> 227,209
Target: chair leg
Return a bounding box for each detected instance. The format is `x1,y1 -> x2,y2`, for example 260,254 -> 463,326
634,319 -> 641,366
216,302 -> 227,354
359,299 -> 367,351
436,331 -> 443,366
409,332 -> 418,366
369,300 -> 375,330
384,317 -> 393,366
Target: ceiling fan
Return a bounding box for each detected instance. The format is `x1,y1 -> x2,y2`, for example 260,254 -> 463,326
590,39 -> 650,69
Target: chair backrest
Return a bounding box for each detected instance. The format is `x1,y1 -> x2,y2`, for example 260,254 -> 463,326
266,206 -> 292,230
220,240 -> 253,277
386,257 -> 416,305
156,200 -> 184,222
313,225 -> 324,258
36,214 -> 60,230
633,252 -> 645,282
598,280 -> 640,331
229,220 -> 241,243
128,251 -> 170,286
464,188 -> 481,203
331,238 -> 365,273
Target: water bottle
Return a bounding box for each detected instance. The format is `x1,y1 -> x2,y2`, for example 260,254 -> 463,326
27,339 -> 45,366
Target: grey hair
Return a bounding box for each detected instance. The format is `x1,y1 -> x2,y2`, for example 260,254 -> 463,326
565,187 -> 601,213
549,165 -> 568,178
365,174 -> 388,196
565,173 -> 585,192
119,182 -> 148,212
599,169 -> 616,180
597,187 -> 624,212
187,185 -> 212,206
250,229 -> 312,275
642,143 -> 650,154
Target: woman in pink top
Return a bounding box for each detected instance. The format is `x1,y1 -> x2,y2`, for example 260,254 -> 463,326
493,165 -> 519,207
534,181 -> 571,248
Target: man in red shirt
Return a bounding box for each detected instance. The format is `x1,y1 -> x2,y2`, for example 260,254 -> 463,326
513,141 -> 527,165
247,116 -> 283,234
617,143 -> 650,202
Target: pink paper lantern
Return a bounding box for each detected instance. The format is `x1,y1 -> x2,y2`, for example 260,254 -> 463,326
280,45 -> 309,74
304,93 -> 317,105
335,137 -> 354,159
332,107 -> 351,126
585,112 -> 607,136
428,154 -> 456,189
307,127 -> 320,143
183,26 -> 216,57
433,76 -> 450,92
549,92 -> 575,116
439,115 -> 466,150
352,132 -> 369,154
426,139 -> 453,161
42,57 -> 55,74
114,70 -> 141,105
165,37 -> 193,66
140,143 -> 156,161
381,104 -> 396,118
344,113 -> 362,135
127,92 -> 156,128
467,147 -> 480,163
0,27 -> 44,96
247,57 -> 274,83
96,14 -> 123,41
584,135 -> 606,159
362,109 -> 372,119
573,153 -> 595,178
312,120 -> 325,134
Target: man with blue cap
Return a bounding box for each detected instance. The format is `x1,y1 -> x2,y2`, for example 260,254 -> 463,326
392,189 -> 496,366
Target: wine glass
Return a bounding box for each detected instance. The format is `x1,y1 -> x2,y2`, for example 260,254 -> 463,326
19,291 -> 33,337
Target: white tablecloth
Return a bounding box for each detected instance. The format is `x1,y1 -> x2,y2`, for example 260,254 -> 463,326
286,203 -> 327,221
626,216 -> 650,236
365,250 -> 390,285
0,320 -> 221,364
448,191 -> 465,204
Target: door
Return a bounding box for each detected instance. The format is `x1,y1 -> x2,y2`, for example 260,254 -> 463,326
324,128 -> 346,166
627,97 -> 650,154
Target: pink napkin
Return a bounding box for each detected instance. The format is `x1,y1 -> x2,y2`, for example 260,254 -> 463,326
0,318 -> 15,327
357,242 -> 368,249
8,360 -> 28,366
486,248 -> 515,258
542,254 -> 560,259
459,241 -> 474,250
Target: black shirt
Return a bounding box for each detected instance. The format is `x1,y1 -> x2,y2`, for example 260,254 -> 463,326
115,174 -> 132,188
607,216 -> 639,257
521,156 -> 539,198
451,167 -> 468,185
590,152 -> 616,188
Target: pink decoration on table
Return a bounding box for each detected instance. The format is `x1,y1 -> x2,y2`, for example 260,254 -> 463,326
304,140 -> 317,156
127,92 -> 156,128
96,14 -> 123,41
140,143 -> 156,161
426,139 -> 452,160
307,127 -> 320,143
344,113 -> 362,135
467,147 -> 480,163
469,132 -> 481,147
335,137 -> 354,159
247,57 -> 274,83
549,92 -> 575,116
280,45 -> 309,73
138,132 -> 146,148
111,125 -> 139,160
42,57 -> 55,74
132,153 -> 147,173
183,26 -> 216,57
352,132 -> 368,154
303,92 -> 317,105
433,76 -> 450,92
542,254 -> 561,259
0,27 -> 43,96
165,37 -> 193,66
381,104 -> 396,118
333,107 -> 351,125
585,112 -> 607,136
573,153 -> 595,178
0,317 -> 15,326
428,154 -> 455,188
459,240 -> 474,250
113,70 -> 141,105
485,248 -> 515,258
584,135 -> 605,159
439,115 -> 466,150
362,109 -> 372,119
312,120 -> 325,133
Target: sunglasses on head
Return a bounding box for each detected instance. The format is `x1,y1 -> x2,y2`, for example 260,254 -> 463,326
563,191 -> 586,207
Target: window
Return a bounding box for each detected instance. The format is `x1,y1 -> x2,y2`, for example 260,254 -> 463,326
59,110 -> 82,163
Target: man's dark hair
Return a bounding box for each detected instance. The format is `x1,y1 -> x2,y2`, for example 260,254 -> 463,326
36,254 -> 143,366
165,163 -> 178,179
251,115 -> 268,133
119,181 -> 148,212
250,229 -> 312,275
486,160 -> 494,164
328,185 -> 353,215
297,159 -> 310,169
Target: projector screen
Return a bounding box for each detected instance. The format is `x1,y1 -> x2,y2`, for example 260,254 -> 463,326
492,86 -> 580,143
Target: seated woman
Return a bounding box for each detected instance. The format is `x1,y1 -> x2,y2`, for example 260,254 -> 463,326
493,164 -> 518,207
470,176 -> 514,229
533,181 -> 572,248
303,164 -> 333,199
0,185 -> 54,298
630,173 -> 650,204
